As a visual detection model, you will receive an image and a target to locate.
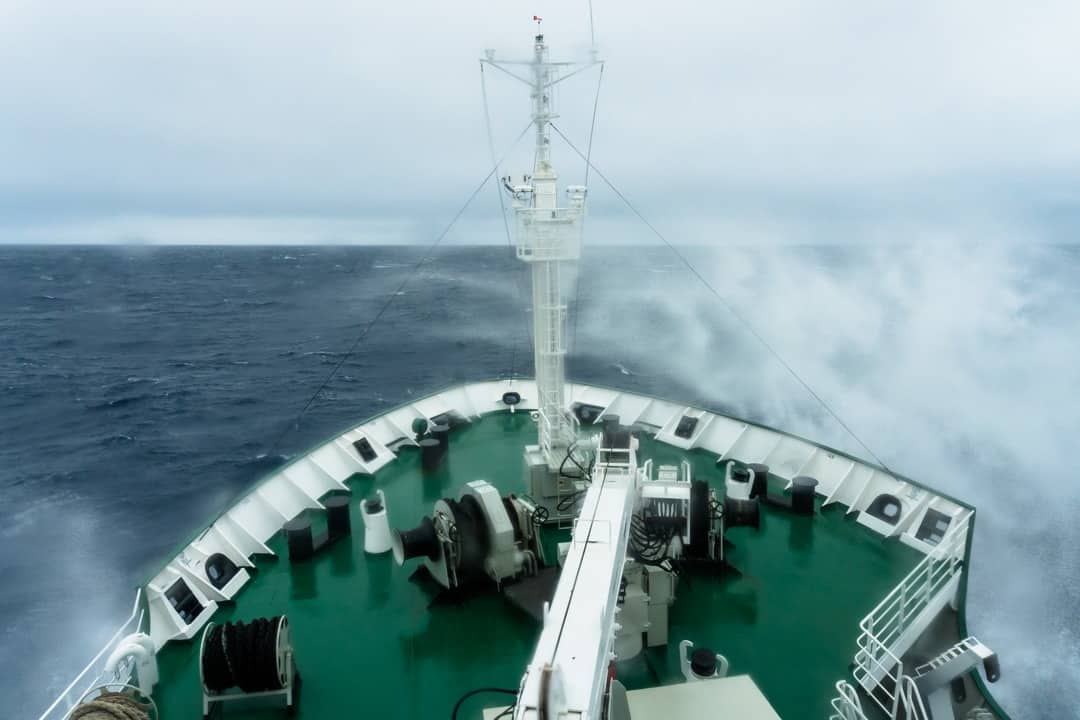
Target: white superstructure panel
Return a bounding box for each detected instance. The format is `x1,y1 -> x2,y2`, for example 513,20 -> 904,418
516,468 -> 636,720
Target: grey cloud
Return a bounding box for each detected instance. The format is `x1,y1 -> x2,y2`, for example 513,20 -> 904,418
3,1 -> 1080,242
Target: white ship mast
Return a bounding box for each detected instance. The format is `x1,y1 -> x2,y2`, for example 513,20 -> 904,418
489,23 -> 589,472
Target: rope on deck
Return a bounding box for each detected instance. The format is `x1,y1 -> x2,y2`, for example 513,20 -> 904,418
69,692 -> 148,720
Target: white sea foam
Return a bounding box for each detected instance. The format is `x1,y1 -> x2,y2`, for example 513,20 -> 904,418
580,241 -> 1080,718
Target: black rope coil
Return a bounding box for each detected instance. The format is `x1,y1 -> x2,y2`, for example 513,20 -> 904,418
202,617 -> 286,694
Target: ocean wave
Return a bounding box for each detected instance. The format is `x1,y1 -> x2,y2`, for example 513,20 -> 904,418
89,394 -> 152,410
235,453 -> 291,476
299,350 -> 343,359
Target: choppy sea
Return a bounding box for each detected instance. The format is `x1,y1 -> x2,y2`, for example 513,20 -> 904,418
2,244 -> 1077,719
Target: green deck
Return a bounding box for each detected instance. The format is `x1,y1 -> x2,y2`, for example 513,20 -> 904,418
152,412 -> 920,719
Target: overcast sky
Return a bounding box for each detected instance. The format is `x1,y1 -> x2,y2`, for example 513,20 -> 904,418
2,1 -> 1079,244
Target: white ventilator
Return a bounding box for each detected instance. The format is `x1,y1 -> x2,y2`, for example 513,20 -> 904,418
362,490 -> 392,554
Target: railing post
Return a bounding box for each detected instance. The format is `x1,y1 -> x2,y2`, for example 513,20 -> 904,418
924,558 -> 933,608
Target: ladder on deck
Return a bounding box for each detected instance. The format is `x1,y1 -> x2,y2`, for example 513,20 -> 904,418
913,636 -> 1000,711
913,637 -> 996,681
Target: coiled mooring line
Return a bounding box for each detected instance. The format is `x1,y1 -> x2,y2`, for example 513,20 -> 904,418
70,691 -> 150,720
202,617 -> 285,694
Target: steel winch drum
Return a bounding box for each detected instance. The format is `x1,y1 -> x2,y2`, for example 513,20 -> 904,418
391,515 -> 441,565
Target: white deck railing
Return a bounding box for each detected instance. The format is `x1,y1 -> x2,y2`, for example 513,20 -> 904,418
37,589 -> 144,720
834,672 -> 928,720
897,674 -> 930,720
852,514 -> 969,716
830,680 -> 870,720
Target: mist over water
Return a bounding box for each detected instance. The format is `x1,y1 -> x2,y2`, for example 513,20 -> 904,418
1,244 -> 1076,718
576,243 -> 1080,718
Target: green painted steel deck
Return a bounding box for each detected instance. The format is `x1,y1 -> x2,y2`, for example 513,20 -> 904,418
151,411 -> 921,719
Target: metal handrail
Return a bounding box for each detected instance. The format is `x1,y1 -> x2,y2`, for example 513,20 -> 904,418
851,515 -> 969,717
856,516 -> 967,650
898,674 -> 929,720
829,681 -> 870,720
38,589 -> 144,720
853,643 -> 903,715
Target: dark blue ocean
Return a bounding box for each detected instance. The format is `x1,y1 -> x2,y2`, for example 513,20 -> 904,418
2,244 -> 1077,719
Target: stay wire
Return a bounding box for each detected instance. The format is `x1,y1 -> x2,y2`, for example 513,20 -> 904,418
570,64 -> 604,357
481,62 -> 534,381
547,122 -> 892,473
480,64 -> 513,250
583,65 -> 604,189
268,121 -> 534,456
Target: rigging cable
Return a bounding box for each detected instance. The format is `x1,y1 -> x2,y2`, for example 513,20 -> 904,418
547,122 -> 892,473
570,64 -> 604,359
481,64 -> 513,251
267,121 -> 535,457
481,62 -> 534,382
450,687 -> 519,720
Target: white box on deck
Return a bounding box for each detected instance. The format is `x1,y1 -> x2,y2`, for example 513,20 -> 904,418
626,675 -> 781,720
483,676 -> 781,720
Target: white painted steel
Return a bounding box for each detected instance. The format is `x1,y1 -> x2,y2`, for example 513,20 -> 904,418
504,33 -> 588,471
852,514 -> 971,713
103,633 -> 157,697
829,680 -> 870,720
913,636 -> 995,696
514,456 -> 637,720
43,378 -> 975,719
37,589 -> 144,720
